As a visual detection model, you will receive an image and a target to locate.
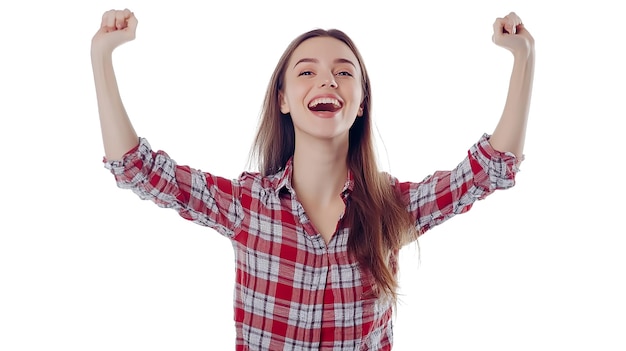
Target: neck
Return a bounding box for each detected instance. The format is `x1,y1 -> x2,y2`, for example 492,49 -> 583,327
291,133 -> 349,204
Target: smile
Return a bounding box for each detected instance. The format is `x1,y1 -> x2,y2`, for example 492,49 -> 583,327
308,97 -> 343,112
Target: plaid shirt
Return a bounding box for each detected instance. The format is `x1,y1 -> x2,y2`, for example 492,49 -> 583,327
104,133 -> 519,350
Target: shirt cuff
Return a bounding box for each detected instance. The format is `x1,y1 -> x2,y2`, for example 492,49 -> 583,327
103,138 -> 153,184
469,133 -> 522,198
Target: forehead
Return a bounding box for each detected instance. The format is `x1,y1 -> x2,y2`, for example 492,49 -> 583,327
289,36 -> 360,67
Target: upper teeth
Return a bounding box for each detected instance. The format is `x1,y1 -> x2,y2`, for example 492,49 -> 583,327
309,97 -> 341,108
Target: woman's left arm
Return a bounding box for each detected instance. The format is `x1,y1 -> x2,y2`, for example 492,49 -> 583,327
489,12 -> 535,159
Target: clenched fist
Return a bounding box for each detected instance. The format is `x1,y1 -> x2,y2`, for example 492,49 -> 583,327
91,9 -> 138,55
492,12 -> 534,57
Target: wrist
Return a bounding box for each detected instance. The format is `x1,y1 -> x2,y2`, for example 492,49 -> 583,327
91,46 -> 113,63
90,35 -> 116,60
513,47 -> 535,61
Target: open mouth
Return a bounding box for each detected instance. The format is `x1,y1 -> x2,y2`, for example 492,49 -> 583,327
308,97 -> 342,112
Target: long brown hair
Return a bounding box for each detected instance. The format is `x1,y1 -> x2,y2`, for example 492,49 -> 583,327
250,29 -> 418,302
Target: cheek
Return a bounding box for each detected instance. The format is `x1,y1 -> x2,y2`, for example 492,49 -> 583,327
352,85 -> 364,106
347,78 -> 363,99
285,83 -> 309,106
356,88 -> 364,103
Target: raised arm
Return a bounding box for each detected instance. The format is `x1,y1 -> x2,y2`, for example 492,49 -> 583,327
91,9 -> 139,161
489,12 -> 535,159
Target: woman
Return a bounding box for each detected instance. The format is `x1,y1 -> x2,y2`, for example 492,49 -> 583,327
92,9 -> 534,350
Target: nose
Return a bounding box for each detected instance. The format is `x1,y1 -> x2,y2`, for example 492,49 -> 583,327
320,75 -> 337,88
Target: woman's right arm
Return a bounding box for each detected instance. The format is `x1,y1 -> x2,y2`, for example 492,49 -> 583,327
91,9 -> 139,161
92,10 -> 245,237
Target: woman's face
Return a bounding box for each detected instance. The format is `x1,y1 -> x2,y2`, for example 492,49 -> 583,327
280,36 -> 364,142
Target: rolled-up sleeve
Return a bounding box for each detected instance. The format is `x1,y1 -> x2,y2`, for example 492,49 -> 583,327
103,138 -> 243,238
396,133 -> 522,234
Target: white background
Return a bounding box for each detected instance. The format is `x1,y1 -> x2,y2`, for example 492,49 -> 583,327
1,0 -> 625,350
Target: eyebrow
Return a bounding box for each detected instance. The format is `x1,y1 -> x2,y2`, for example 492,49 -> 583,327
293,58 -> 357,69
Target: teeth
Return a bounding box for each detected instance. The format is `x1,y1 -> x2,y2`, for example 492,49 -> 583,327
308,97 -> 341,108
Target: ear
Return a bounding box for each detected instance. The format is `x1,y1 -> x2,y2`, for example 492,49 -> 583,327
357,104 -> 364,117
279,91 -> 290,114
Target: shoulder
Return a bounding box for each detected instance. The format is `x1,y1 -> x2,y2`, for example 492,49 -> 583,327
237,170 -> 284,192
380,171 -> 400,186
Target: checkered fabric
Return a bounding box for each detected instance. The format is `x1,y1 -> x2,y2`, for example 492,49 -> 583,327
104,133 -> 519,350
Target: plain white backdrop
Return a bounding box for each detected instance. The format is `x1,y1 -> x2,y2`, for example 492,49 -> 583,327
1,0 -> 625,350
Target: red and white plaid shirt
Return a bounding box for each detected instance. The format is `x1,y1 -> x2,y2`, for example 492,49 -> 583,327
104,133 -> 519,350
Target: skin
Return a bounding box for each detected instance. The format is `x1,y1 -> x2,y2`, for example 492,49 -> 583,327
91,9 -> 138,161
278,37 -> 366,241
91,10 -> 534,243
489,13 -> 535,159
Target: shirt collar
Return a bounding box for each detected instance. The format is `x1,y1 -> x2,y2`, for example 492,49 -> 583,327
273,158 -> 293,194
272,157 -> 355,197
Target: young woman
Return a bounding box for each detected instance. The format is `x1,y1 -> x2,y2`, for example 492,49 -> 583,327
92,8 -> 534,350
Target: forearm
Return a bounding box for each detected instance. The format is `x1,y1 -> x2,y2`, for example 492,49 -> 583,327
92,50 -> 138,161
489,50 -> 535,159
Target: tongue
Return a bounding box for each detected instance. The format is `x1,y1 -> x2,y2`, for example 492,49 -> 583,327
310,103 -> 339,112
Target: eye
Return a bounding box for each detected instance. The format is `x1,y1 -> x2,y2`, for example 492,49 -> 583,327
337,71 -> 353,77
298,71 -> 314,76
